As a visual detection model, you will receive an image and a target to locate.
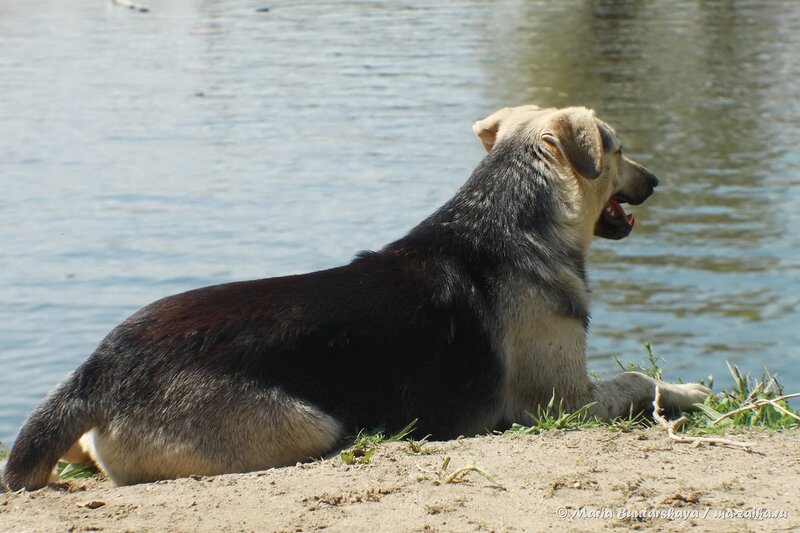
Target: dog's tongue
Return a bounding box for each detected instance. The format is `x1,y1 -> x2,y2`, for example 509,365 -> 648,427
607,199 -> 636,227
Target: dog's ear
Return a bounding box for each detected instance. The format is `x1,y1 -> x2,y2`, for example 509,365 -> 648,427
543,109 -> 603,180
472,107 -> 514,152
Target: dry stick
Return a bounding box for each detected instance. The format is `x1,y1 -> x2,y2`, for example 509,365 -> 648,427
652,386 -> 755,450
444,466 -> 504,489
112,0 -> 150,13
416,457 -> 504,489
710,393 -> 800,426
765,398 -> 800,422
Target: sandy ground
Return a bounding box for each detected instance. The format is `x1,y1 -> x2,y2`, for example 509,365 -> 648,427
2,428 -> 798,532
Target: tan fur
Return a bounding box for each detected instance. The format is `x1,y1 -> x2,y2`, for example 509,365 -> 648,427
59,384 -> 343,485
548,109 -> 603,179
473,105 -> 710,423
499,275 -> 591,424
62,437 -> 93,465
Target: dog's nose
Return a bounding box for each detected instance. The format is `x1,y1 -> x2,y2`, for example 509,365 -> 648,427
647,171 -> 659,188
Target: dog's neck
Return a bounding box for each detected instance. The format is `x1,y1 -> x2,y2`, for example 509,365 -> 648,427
553,169 -> 607,252
536,137 -> 606,252
392,138 -> 590,300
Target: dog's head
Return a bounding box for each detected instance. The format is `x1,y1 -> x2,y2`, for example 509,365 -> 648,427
473,105 -> 658,241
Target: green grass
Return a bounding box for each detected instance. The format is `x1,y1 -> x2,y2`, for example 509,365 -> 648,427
615,342 -> 664,380
56,460 -> 98,480
340,419 -> 418,465
506,393 -> 603,435
0,441 -> 9,461
686,363 -> 799,434
406,434 -> 438,456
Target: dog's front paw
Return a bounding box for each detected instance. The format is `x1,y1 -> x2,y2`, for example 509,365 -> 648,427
658,382 -> 712,412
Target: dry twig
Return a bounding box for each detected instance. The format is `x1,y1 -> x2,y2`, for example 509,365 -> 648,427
652,386 -> 754,450
709,393 -> 800,426
416,457 -> 504,489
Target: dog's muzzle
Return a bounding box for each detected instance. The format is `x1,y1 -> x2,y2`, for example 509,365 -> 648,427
594,168 -> 658,240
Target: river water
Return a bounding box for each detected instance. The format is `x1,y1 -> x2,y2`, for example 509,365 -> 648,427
1,0 -> 799,444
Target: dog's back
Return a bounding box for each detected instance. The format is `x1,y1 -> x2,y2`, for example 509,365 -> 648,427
4,250 -> 504,489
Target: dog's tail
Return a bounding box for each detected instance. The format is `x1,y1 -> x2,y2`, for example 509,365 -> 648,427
3,362 -> 99,491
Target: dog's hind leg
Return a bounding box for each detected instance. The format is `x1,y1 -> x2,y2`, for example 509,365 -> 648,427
89,379 -> 344,486
588,372 -> 711,420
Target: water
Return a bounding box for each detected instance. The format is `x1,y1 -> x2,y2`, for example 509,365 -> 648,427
1,0 -> 798,444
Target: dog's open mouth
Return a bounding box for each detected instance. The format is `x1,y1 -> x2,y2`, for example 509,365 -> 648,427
595,197 -> 635,240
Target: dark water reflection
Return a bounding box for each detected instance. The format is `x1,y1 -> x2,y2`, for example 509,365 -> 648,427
0,0 -> 798,442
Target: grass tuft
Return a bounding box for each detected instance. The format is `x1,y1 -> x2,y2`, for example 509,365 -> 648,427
341,419 -> 418,465
686,363 -> 799,434
615,342 -> 663,380
406,434 -> 437,456
56,461 -> 98,480
505,391 -> 601,435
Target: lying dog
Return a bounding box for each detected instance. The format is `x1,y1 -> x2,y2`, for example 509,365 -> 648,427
3,105 -> 710,490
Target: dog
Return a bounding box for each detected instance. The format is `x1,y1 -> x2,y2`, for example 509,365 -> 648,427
2,105 -> 710,490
